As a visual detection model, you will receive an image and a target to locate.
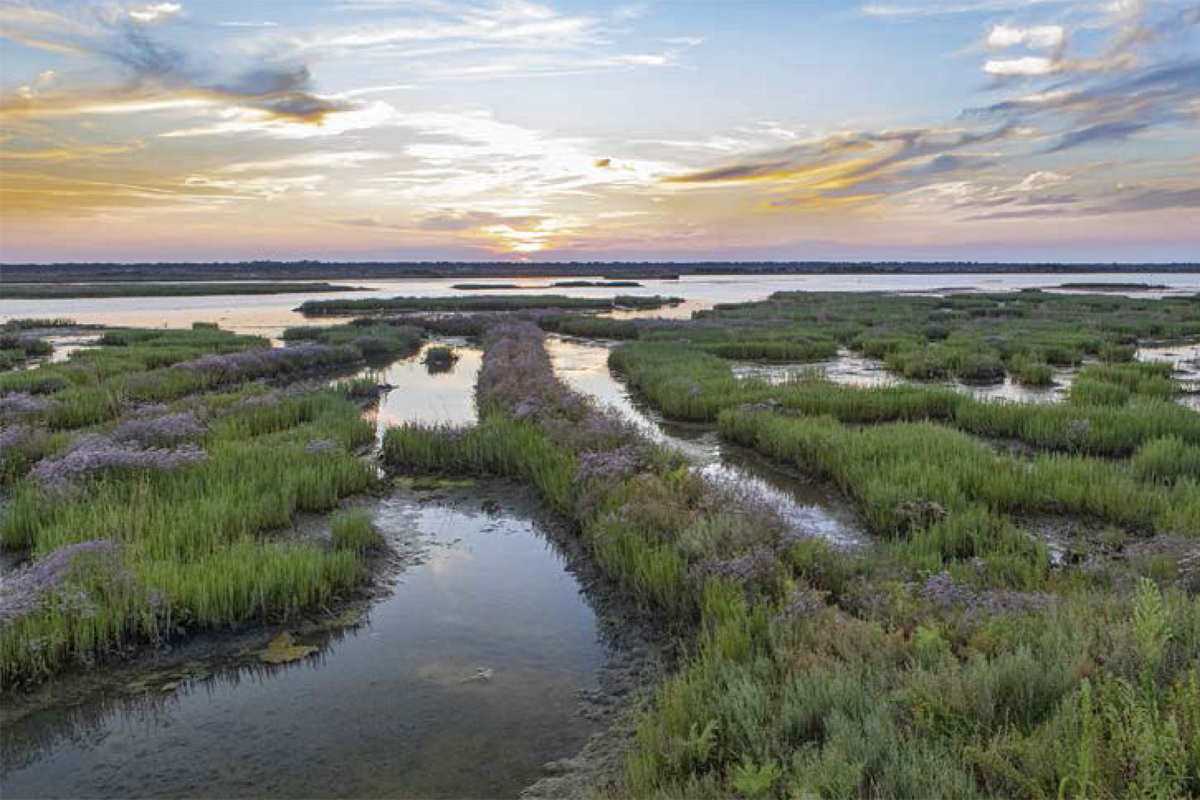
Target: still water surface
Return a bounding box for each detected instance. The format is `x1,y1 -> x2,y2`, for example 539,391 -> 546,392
1,350 -> 616,799
3,273 -> 1195,338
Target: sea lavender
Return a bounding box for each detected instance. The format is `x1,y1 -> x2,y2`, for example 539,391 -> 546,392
111,411 -> 205,446
576,445 -> 644,484
0,540 -> 123,626
0,392 -> 50,419
477,322 -> 589,421
31,434 -> 207,487
778,584 -> 830,622
0,423 -> 37,450
691,545 -> 780,593
171,343 -> 360,383
922,571 -> 1053,617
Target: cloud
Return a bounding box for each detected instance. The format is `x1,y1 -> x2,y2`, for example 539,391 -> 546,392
969,57 -> 1200,152
665,126 -> 1012,188
1013,170 -> 1067,191
0,4 -> 355,130
0,140 -> 144,161
220,151 -> 389,173
861,0 -> 1066,18
335,217 -> 407,230
301,1 -> 599,51
984,56 -> 1058,76
1045,119 -> 1151,151
183,172 -> 327,200
158,99 -> 395,139
986,24 -> 1065,50
416,210 -> 546,232
128,3 -> 182,24
966,184 -> 1200,220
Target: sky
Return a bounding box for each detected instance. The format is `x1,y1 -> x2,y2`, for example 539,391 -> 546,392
0,0 -> 1198,263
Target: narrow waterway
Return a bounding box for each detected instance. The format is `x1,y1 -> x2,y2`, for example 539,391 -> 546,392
545,336 -> 864,548
1,344 -> 642,799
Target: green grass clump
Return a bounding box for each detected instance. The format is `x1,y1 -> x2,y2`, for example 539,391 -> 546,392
330,376 -> 380,399
0,318 -> 77,331
422,346 -> 458,367
954,396 -> 1200,456
330,510 -> 381,553
1133,436 -> 1200,484
1068,361 -> 1178,406
719,409 -> 1199,536
538,314 -> 642,340
0,329 -> 379,685
702,338 -> 838,362
282,322 -> 424,359
1010,357 -> 1055,386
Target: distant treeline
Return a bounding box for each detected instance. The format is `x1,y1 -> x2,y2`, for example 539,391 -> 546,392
1,260 -> 1196,284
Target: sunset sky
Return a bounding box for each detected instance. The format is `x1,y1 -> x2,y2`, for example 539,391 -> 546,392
1,0 -> 1198,263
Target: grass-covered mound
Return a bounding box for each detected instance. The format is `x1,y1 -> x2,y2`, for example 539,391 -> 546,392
381,320 -> 1200,798
0,323 -> 400,685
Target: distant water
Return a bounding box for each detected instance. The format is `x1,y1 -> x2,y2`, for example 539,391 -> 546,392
2,273 -> 1195,338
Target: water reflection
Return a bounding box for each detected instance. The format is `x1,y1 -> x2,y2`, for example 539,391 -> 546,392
3,273 -> 1195,338
1,484 -> 607,799
357,340 -> 482,440
546,337 -> 863,548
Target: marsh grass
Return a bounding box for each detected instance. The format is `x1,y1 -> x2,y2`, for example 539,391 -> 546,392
381,316 -> 1200,799
281,322 -> 424,358
612,340 -> 1200,456
0,325 -> 382,684
718,409 -> 1199,536
538,314 -> 642,340
0,318 -> 78,331
422,345 -> 458,367
1068,360 -> 1179,406
1134,436 -> 1200,484
330,510 -> 381,553
0,335 -> 52,370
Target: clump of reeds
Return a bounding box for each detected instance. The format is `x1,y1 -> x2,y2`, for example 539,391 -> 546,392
330,510 -> 381,553
422,346 -> 459,370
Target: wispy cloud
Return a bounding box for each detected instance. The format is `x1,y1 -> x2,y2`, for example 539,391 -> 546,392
0,3 -> 350,127
861,0 -> 1067,19
986,23 -> 1065,50
220,151 -> 389,173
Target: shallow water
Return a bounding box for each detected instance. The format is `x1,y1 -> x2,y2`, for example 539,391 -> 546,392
3,272 -> 1195,338
732,348 -> 1071,404
546,336 -> 863,547
355,339 -> 483,440
1,485 -> 608,799
1,351 -> 620,799
1138,342 -> 1200,410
